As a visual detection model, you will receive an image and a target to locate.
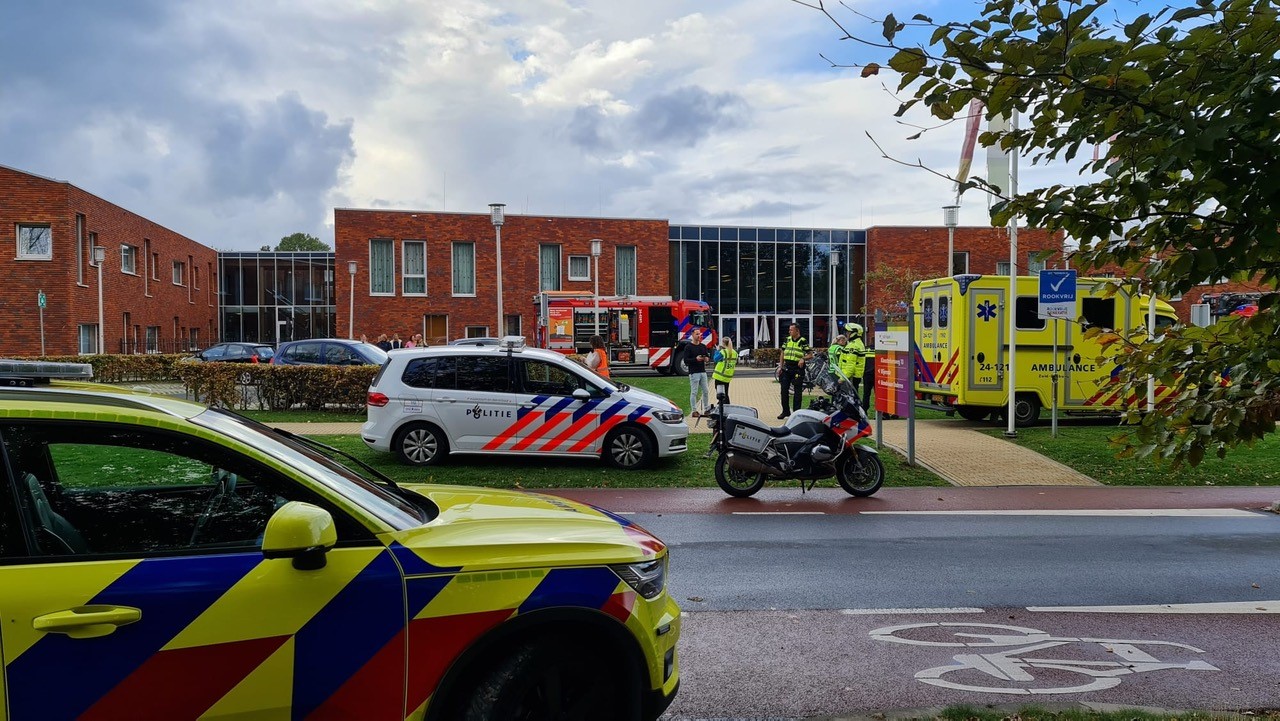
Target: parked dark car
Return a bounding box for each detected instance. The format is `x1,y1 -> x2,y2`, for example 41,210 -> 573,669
194,342 -> 275,364
270,339 -> 388,366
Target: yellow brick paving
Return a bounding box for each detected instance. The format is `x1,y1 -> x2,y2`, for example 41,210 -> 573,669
269,374 -> 1100,487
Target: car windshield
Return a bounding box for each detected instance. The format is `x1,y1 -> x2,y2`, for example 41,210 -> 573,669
192,408 -> 431,530
357,343 -> 389,363
254,346 -> 275,359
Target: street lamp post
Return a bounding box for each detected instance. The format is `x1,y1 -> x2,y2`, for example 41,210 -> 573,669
490,203 -> 506,337
93,246 -> 106,354
829,249 -> 840,344
590,239 -> 603,336
347,261 -> 357,339
943,204 -> 960,276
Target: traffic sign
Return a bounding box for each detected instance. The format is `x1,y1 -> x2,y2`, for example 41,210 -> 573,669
37,290 -> 46,309
1038,270 -> 1076,320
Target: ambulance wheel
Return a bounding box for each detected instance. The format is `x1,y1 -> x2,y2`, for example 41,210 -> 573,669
464,640 -> 628,721
955,405 -> 990,422
394,422 -> 448,466
603,425 -> 655,469
715,452 -> 765,497
1013,394 -> 1042,427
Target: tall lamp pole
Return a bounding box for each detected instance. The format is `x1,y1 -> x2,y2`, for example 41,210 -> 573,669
591,239 -> 603,335
829,249 -> 840,344
490,203 -> 506,337
943,204 -> 960,276
93,245 -> 106,354
347,260 -> 357,339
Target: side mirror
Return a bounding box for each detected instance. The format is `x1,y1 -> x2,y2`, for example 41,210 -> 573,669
262,501 -> 337,571
572,388 -> 591,401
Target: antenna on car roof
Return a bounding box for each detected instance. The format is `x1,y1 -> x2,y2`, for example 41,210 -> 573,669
499,336 -> 526,351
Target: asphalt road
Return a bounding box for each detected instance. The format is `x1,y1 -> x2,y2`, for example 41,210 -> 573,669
637,508 -> 1280,719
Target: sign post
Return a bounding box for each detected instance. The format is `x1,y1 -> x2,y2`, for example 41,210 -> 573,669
37,290 -> 47,356
874,322 -> 915,466
1038,270 -> 1077,437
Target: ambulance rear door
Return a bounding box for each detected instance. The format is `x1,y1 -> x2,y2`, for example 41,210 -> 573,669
967,284 -> 1006,392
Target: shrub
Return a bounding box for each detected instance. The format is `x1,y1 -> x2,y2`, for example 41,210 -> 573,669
19,354 -> 192,383
176,362 -> 376,411
751,348 -> 781,367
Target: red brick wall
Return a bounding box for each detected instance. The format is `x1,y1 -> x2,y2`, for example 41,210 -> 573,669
335,210 -> 669,341
0,166 -> 218,356
1173,278 -> 1273,321
864,225 -> 1064,313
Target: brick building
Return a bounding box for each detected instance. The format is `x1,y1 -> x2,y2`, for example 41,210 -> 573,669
0,165 -> 218,356
334,209 -> 667,344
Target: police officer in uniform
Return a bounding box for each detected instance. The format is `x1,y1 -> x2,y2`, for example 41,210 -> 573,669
711,336 -> 737,404
839,322 -> 867,400
776,323 -> 810,419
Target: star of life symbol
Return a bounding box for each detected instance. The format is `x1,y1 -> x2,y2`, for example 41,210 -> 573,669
977,301 -> 998,321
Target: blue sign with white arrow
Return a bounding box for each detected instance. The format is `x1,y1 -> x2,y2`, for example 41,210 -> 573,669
1038,269 -> 1077,319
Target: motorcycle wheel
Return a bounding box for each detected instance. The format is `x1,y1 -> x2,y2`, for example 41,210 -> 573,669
715,452 -> 766,498
837,449 -> 885,497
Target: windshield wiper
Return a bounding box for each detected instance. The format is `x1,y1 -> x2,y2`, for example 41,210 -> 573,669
271,427 -> 404,492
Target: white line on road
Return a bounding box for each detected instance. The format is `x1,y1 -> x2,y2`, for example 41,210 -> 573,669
1027,600 -> 1280,614
860,509 -> 1262,517
840,607 -> 985,615
731,511 -> 826,515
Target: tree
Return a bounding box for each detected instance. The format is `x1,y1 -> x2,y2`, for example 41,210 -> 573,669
800,0 -> 1279,466
274,233 -> 329,251
861,261 -> 934,318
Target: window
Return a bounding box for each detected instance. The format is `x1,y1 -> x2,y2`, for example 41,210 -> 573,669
539,244 -> 562,291
1028,258 -> 1047,274
16,224 -> 52,260
144,239 -> 153,295
996,261 -> 1011,276
120,245 -> 138,274
615,246 -> 637,295
403,240 -> 426,295
421,355 -> 457,389
465,325 -> 489,338
78,324 -> 97,355
1081,297 -> 1115,329
424,314 -> 448,346
1,422 -> 369,558
923,298 -> 934,328
505,314 -> 521,337
402,357 -> 444,388
952,251 -> 969,275
938,296 -> 950,328
283,342 -> 323,364
145,326 -> 160,353
520,359 -> 591,396
568,255 -> 591,281
151,252 -> 160,280
76,215 -> 86,284
369,238 -> 394,295
188,328 -> 199,350
193,263 -> 200,289
188,255 -> 195,302
173,260 -> 186,285
1015,297 -> 1046,330
452,242 -> 475,295
456,356 -> 511,393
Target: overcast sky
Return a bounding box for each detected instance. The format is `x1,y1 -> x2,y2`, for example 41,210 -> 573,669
2,0 -> 1097,251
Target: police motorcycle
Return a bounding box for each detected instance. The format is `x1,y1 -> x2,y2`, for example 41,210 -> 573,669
708,355 -> 885,498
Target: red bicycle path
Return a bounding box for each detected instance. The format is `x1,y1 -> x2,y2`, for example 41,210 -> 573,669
545,486 -> 1280,515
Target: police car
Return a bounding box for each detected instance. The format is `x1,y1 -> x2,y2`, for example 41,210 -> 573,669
362,338 -> 689,469
0,360 -> 680,720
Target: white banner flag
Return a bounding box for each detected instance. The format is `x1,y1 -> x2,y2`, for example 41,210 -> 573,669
986,113 -> 1010,194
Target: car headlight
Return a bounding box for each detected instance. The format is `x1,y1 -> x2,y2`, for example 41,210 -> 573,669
610,557 -> 667,600
652,409 -> 684,424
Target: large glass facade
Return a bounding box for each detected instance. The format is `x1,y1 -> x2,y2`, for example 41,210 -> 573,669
218,252 -> 336,344
669,225 -> 867,348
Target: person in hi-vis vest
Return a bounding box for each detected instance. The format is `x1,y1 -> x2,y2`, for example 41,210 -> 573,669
711,336 -> 737,404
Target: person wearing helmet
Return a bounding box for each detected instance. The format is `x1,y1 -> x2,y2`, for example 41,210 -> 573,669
840,322 -> 868,401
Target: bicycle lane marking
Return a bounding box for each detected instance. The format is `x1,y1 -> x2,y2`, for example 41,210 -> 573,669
868,621 -> 1220,696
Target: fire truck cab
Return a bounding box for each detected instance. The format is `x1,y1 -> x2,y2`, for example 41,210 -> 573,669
533,292 -> 715,375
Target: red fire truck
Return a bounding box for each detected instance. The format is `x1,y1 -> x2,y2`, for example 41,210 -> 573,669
533,292 -> 715,374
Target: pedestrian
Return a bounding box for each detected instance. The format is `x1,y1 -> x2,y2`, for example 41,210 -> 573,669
375,334 -> 392,352
585,334 -> 610,378
839,323 -> 867,401
359,334 -> 369,345
711,335 -> 737,405
861,335 -> 876,412
404,333 -> 420,349
684,330 -> 711,417
391,333 -> 403,349
776,323 -> 810,419
828,333 -> 848,381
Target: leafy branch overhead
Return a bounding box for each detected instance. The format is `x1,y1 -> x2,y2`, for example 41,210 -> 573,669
799,0 -> 1280,466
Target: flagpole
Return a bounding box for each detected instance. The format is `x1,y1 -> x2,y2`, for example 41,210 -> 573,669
1005,109 -> 1020,438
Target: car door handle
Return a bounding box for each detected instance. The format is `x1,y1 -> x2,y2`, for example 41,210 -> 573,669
437,396 -> 458,403
34,605 -> 142,639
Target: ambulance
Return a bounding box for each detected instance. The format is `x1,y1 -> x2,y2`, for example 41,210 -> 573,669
912,275 -> 1179,426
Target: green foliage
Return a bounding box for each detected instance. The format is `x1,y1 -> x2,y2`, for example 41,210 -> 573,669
24,354 -> 190,383
807,0 -> 1280,466
274,232 -> 329,251
174,362 -> 377,411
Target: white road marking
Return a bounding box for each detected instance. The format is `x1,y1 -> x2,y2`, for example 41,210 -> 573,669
840,607 -> 984,615
861,508 -> 1261,517
731,511 -> 825,515
1027,600 -> 1280,614
614,511 -> 636,515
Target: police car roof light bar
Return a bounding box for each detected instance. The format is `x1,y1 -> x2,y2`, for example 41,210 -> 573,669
499,336 -> 527,351
0,359 -> 95,382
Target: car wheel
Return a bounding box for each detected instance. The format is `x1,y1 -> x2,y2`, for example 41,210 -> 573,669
236,370 -> 254,386
394,423 -> 448,466
464,641 -> 629,721
1013,393 -> 1042,428
603,425 -> 655,470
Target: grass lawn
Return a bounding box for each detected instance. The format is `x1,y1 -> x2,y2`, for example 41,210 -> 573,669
986,424 -> 1280,486
308,433 -> 945,490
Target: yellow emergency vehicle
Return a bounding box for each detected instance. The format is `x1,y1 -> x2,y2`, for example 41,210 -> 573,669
912,275 -> 1179,426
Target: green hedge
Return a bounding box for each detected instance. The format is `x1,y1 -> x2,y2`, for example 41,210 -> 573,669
175,363 -> 377,412
19,354 -> 192,383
